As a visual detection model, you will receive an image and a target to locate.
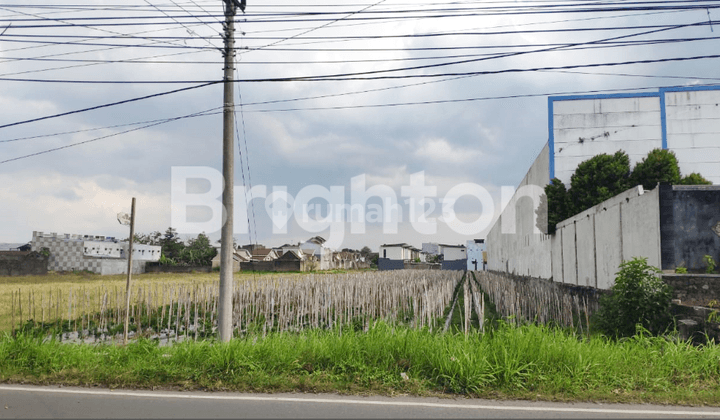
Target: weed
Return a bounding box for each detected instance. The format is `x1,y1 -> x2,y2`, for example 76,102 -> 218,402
703,255 -> 717,274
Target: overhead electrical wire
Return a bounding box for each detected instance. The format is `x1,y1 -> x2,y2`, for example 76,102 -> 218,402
0,106 -> 221,165
3,0 -> 720,165
0,81 -> 219,130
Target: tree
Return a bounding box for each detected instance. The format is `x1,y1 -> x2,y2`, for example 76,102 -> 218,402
158,227 -> 184,261
360,246 -> 372,257
181,233 -> 217,266
629,148 -> 681,190
570,151 -> 631,214
545,148 -> 712,234
543,178 -> 573,234
592,257 -> 673,338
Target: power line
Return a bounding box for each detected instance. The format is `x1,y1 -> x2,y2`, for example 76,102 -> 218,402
0,107 -> 219,165
4,50 -> 720,84
0,81 -> 218,130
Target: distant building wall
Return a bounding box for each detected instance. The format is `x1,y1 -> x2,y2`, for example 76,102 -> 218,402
441,260 -> 466,271
422,243 -> 440,255
379,246 -> 405,260
659,184 -> 720,271
377,258 -> 405,271
0,251 -> 48,276
486,142 -> 552,278
551,94 -> 663,185
664,88 -> 720,183
442,247 -> 467,261
404,262 -> 441,270
549,86 -> 720,185
30,231 -> 158,274
274,260 -> 306,272
240,261 -> 275,272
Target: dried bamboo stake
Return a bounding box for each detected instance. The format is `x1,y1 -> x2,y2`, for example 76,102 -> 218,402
463,275 -> 470,337
159,287 -> 166,338
167,290 -> 173,341
32,289 -> 36,326
175,288 -> 181,341
11,290 -> 15,336
184,291 -> 190,340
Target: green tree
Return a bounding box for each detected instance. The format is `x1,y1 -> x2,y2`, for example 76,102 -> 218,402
680,172 -> 712,185
570,151 -> 631,213
544,178 -> 573,234
629,148 -> 681,190
158,227 -> 185,261
181,233 -> 217,266
592,257 -> 673,338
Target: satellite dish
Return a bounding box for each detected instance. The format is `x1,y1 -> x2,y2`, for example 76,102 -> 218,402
117,212 -> 131,226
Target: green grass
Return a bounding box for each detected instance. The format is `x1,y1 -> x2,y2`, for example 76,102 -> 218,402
1,321 -> 719,405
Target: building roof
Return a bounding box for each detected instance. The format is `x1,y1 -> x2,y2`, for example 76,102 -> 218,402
305,236 -> 326,245
277,249 -> 305,261
251,248 -> 278,260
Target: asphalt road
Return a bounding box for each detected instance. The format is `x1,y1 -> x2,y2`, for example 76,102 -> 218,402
1,384 -> 719,419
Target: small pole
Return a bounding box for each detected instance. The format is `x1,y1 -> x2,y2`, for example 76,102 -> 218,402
123,197 -> 136,345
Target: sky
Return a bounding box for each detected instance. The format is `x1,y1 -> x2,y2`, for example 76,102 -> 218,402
2,0 -> 720,251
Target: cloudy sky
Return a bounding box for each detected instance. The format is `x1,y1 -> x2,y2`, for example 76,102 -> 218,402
2,1 -> 720,251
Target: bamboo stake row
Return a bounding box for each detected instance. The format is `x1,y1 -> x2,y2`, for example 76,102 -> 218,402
6,270 -> 462,340
470,271 -> 600,329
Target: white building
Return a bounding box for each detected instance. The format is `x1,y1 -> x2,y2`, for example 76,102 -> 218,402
438,244 -> 467,271
379,243 -> 420,261
466,239 -> 486,271
299,236 -> 334,270
551,86 -> 720,185
31,231 -> 160,275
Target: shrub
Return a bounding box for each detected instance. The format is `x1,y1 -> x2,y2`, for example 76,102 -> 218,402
592,257 -> 673,338
704,255 -> 717,274
679,172 -> 712,186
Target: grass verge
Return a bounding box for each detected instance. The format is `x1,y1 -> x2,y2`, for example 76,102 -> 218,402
1,320 -> 719,405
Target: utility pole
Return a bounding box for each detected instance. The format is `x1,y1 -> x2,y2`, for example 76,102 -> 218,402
122,197 -> 136,346
218,0 -> 240,342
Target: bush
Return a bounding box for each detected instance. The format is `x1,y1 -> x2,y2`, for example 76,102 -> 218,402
592,257 -> 673,338
680,172 -> 712,185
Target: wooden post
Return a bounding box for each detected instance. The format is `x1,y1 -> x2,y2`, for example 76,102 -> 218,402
123,197 -> 136,345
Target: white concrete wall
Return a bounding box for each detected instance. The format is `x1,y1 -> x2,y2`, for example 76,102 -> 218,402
83,241 -> 124,258
552,186 -> 661,289
553,96 -> 663,185
443,247 -> 466,261
380,246 -> 405,260
487,143 -> 552,278
100,260 -> 146,275
665,89 -> 720,184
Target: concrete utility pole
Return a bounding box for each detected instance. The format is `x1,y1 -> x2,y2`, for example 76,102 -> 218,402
123,197 -> 136,346
218,0 -> 241,342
